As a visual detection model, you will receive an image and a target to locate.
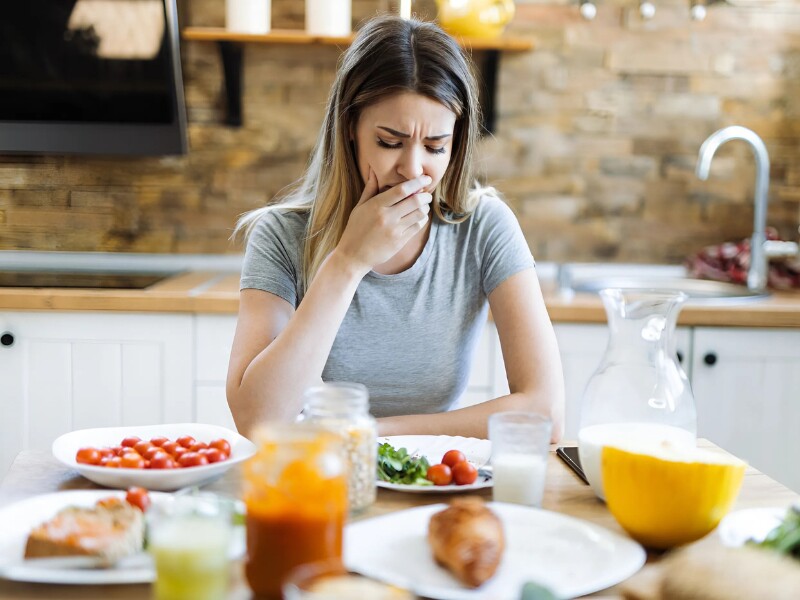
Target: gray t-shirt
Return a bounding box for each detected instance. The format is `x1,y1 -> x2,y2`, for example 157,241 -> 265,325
240,195 -> 535,418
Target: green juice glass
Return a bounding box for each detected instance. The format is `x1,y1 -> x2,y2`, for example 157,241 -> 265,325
147,493 -> 233,600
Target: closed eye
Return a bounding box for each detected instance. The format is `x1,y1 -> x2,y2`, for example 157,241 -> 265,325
377,138 -> 402,150
377,138 -> 448,155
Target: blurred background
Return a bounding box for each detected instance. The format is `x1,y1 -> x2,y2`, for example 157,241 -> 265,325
2,0 -> 799,265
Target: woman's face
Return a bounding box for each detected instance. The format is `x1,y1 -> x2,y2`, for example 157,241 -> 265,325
353,92 -> 457,195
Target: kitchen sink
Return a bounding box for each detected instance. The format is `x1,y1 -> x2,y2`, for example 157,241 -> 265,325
568,276 -> 769,303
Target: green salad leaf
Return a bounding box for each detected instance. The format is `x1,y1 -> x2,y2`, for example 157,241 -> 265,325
748,505 -> 800,559
377,442 -> 432,486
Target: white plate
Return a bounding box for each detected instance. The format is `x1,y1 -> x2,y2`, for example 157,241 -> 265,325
377,435 -> 492,493
0,490 -> 245,585
52,423 -> 256,491
345,502 -> 645,600
717,507 -> 788,547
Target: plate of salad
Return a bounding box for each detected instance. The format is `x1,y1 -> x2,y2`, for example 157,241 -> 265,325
719,504 -> 800,558
377,435 -> 492,493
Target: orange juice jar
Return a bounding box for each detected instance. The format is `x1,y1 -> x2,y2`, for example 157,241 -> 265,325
243,423 -> 348,600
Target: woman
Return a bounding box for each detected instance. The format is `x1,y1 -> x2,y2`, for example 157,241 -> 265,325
227,15 -> 564,441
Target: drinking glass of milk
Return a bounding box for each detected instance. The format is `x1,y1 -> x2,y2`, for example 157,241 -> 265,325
489,412 -> 552,507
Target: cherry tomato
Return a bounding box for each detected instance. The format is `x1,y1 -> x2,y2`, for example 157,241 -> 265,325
114,446 -> 127,456
209,439 -> 231,457
189,441 -> 208,453
426,463 -> 453,486
97,447 -> 115,460
204,448 -> 224,463
121,436 -> 141,448
125,487 -> 151,512
177,436 -> 196,449
106,456 -> 123,468
441,449 -> 466,469
149,452 -> 174,469
76,447 -> 102,465
452,461 -> 478,485
178,452 -> 209,468
134,440 -> 153,456
142,446 -> 162,461
172,446 -> 188,461
161,441 -> 180,456
121,453 -> 146,469
149,436 -> 169,447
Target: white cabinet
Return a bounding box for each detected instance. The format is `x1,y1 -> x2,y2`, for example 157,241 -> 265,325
554,324 -> 693,439
0,311 -> 193,477
194,315 -> 237,430
691,327 -> 800,492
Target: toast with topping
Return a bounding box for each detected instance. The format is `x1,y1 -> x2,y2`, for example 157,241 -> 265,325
24,497 -> 144,564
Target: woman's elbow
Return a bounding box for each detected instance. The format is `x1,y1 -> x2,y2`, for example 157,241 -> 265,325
518,386 -> 564,444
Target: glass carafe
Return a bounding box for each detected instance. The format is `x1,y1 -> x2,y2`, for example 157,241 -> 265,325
578,288 -> 697,500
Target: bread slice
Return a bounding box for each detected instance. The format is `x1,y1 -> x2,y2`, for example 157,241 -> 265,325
24,498 -> 144,564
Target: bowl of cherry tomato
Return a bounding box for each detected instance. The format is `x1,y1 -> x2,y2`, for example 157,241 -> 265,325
52,423 -> 257,491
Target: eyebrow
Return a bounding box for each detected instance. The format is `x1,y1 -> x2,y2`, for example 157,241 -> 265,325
377,126 -> 452,141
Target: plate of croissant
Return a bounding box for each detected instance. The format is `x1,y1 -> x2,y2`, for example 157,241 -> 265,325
344,498 -> 645,599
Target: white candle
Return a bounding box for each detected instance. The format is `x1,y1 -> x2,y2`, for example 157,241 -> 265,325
400,0 -> 411,19
226,0 -> 271,34
306,0 -> 351,36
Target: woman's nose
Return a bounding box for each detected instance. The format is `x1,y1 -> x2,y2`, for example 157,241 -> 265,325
396,147 -> 424,180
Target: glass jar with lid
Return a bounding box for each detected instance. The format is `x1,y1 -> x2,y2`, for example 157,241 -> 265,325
301,382 -> 377,513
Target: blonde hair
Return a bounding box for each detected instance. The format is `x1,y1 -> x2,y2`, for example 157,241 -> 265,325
235,15 -> 484,288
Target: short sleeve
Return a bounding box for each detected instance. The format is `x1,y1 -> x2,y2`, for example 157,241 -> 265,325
473,196 -> 535,296
240,209 -> 307,308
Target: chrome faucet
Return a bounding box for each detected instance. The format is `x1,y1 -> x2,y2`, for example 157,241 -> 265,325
695,126 -> 771,292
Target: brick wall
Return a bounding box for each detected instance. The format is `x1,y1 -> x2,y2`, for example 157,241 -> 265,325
0,0 -> 798,263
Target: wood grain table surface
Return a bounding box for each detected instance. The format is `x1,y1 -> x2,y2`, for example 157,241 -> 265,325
0,441 -> 797,599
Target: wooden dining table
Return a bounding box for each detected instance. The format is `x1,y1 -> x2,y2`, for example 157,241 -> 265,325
0,441 -> 797,600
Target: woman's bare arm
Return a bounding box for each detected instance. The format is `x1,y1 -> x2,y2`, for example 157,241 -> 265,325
377,269 -> 565,441
227,174 -> 432,435
226,253 -> 365,435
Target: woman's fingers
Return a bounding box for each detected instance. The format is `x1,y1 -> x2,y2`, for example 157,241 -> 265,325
395,192 -> 432,220
398,203 -> 431,234
357,169 -> 379,205
378,175 -> 431,207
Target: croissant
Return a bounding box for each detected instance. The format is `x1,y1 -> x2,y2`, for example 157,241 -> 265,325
427,498 -> 505,588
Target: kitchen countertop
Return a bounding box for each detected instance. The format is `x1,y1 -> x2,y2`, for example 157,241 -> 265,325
1,269 -> 800,327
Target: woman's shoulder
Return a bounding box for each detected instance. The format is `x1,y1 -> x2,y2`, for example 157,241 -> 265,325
248,205 -> 309,240
446,191 -> 519,236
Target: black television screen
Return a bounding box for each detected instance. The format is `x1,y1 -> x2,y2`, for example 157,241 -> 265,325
0,0 -> 187,156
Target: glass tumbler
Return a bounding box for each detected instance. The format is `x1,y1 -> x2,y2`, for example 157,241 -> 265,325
147,492 -> 234,600
489,412 -> 552,507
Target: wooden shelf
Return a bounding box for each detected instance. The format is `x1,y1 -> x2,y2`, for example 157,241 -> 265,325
181,27 -> 535,131
181,26 -> 534,51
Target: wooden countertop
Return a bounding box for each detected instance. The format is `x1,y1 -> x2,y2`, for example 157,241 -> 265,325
1,271 -> 800,328
0,441 -> 797,599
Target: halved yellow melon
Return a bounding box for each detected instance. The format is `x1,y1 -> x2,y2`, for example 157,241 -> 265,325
602,443 -> 746,550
